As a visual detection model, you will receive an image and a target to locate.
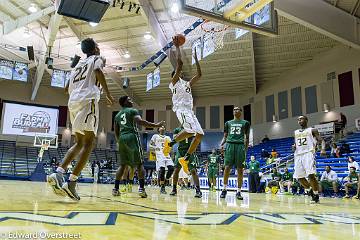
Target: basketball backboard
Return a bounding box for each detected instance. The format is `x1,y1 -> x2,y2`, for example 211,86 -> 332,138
180,0 -> 278,36
34,133 -> 58,149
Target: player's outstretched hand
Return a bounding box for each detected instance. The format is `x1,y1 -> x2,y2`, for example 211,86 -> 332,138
106,94 -> 115,106
173,36 -> 179,47
155,121 -> 166,128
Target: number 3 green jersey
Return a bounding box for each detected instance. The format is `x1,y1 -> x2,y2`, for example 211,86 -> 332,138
115,107 -> 140,136
224,119 -> 250,144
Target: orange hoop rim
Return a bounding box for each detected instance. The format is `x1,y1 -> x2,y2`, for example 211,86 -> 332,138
201,19 -> 230,33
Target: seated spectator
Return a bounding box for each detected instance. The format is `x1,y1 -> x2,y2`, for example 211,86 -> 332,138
280,168 -> 293,194
330,143 -> 337,158
344,167 -> 359,198
266,168 -> 282,193
348,156 -> 360,172
319,165 -> 339,197
262,135 -> 270,143
335,146 -> 342,158
261,149 -> 270,159
271,148 -> 278,159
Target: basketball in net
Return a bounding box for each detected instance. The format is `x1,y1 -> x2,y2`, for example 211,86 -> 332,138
201,20 -> 229,50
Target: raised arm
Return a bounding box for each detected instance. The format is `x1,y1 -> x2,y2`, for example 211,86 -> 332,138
95,69 -> 114,106
312,128 -> 325,151
134,115 -> 164,129
171,38 -> 183,86
189,47 -> 202,87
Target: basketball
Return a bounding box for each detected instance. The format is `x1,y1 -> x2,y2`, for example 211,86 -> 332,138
173,34 -> 185,47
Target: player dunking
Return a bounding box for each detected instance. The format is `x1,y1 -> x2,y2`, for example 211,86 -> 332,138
293,115 -> 324,203
149,126 -> 175,194
220,107 -> 250,200
164,37 -> 204,175
47,38 -> 114,201
112,96 -> 164,198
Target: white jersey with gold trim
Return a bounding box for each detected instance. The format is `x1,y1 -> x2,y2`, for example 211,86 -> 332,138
294,127 -> 317,156
169,78 -> 193,112
68,55 -> 105,104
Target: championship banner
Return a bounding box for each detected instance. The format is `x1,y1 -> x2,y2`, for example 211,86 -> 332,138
199,177 -> 249,191
314,122 -> 334,137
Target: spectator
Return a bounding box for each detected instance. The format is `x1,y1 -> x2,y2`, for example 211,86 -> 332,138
319,165 -> 339,197
343,167 -> 359,198
247,156 -> 260,193
330,143 -> 337,158
261,149 -> 270,159
339,112 -> 347,137
280,168 -> 293,194
271,148 -> 278,159
335,146 -> 342,158
266,168 -> 282,193
262,135 -> 270,143
348,156 -> 360,172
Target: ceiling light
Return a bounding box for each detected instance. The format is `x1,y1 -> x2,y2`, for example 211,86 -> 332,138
144,32 -> 152,40
28,4 -> 38,13
89,22 -> 98,27
124,52 -> 131,59
171,3 -> 179,13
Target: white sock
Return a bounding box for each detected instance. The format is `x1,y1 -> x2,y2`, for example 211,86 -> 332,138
69,174 -> 78,182
56,167 -> 65,174
313,191 -> 319,195
237,188 -> 241,192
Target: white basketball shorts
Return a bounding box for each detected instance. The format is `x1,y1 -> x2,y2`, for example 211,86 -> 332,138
155,152 -> 174,171
175,109 -> 204,135
293,152 -> 317,179
69,99 -> 99,135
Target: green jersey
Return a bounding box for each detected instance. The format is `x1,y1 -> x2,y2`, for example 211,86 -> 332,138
224,119 -> 250,144
248,160 -> 260,173
349,172 -> 359,182
173,127 -> 192,151
272,172 -> 282,181
282,172 -> 293,181
115,107 -> 140,136
207,154 -> 220,168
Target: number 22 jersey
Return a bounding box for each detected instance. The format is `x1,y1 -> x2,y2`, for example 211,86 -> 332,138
294,127 -> 317,156
68,55 -> 105,104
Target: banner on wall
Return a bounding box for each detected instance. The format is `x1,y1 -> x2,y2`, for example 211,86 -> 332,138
199,177 -> 249,191
1,102 -> 59,136
314,122 -> 334,137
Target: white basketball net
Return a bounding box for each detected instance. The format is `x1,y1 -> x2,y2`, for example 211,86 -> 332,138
201,20 -> 229,50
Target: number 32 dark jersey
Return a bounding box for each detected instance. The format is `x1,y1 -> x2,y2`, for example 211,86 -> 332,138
294,128 -> 317,155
